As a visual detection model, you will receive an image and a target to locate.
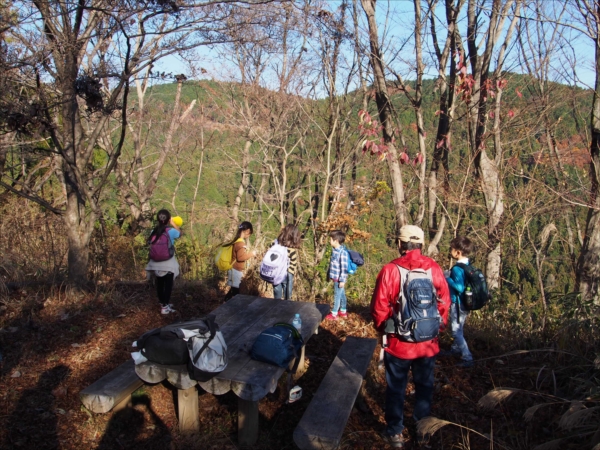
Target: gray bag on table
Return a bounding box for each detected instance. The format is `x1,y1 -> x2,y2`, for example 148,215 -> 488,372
134,316 -> 227,382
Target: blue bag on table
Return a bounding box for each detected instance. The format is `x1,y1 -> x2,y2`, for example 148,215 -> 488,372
250,323 -> 304,368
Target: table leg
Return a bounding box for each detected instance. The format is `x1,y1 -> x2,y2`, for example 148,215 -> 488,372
238,397 -> 259,445
177,386 -> 199,433
295,346 -> 306,378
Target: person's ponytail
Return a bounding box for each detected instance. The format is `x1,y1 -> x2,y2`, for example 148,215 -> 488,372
149,209 -> 171,242
225,221 -> 253,246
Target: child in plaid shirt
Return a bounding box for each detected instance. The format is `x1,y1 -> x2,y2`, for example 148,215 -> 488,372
326,230 -> 349,320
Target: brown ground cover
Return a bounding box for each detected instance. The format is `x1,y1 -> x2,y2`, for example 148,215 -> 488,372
0,281 -> 572,450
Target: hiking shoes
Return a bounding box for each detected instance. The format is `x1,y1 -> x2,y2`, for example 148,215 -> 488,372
387,433 -> 406,448
161,304 -> 176,315
325,313 -> 338,321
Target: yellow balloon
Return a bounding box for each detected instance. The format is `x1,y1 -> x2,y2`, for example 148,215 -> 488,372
172,216 -> 183,227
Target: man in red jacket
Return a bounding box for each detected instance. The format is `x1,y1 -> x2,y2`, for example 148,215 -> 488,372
370,225 -> 450,448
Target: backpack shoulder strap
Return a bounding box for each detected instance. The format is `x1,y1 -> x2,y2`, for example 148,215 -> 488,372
396,265 -> 409,285
394,264 -> 409,323
454,262 -> 474,277
165,228 -> 174,245
192,315 -> 217,364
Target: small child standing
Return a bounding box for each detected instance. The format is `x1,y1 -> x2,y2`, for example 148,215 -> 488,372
446,236 -> 474,367
326,230 -> 349,321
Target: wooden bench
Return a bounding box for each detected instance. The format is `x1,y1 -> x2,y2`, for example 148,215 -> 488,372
293,336 -> 377,450
80,360 -> 144,413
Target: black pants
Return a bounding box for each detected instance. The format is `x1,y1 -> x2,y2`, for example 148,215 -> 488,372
224,287 -> 239,301
155,273 -> 174,306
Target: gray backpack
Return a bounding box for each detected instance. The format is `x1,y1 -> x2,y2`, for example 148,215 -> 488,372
136,316 -> 227,381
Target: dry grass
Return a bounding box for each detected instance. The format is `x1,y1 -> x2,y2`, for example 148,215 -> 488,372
559,405 -> 600,431
416,416 -> 452,435
477,388 -> 519,411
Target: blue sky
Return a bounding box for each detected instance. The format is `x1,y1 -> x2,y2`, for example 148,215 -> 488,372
151,0 -> 597,93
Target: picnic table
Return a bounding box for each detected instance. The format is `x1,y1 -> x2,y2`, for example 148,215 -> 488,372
134,294 -> 330,445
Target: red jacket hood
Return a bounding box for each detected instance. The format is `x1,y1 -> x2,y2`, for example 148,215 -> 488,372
370,249 -> 450,359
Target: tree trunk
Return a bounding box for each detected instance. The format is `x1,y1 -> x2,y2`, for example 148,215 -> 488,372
361,0 -> 407,230
576,27 -> 600,305
64,189 -> 96,286
466,0 -> 519,291
427,0 -> 460,254
60,54 -> 97,285
229,140 -> 252,236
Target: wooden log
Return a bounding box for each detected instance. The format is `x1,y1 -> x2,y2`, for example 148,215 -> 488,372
165,365 -> 197,390
238,397 -> 259,446
134,360 -> 168,384
177,385 -> 199,433
293,336 -> 377,450
197,376 -> 232,395
80,360 -> 143,414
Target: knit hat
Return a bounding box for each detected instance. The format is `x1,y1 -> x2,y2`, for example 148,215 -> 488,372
399,225 -> 424,244
172,216 -> 183,227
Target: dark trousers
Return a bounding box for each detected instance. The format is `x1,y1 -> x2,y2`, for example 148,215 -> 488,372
384,352 -> 436,436
155,273 -> 174,306
224,287 -> 239,301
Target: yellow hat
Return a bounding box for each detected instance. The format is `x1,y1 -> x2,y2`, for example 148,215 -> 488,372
172,216 -> 183,227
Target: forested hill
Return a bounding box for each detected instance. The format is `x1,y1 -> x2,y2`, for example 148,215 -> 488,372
142,73 -> 593,168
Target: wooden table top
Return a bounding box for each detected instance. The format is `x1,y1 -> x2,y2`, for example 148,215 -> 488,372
135,295 -> 330,401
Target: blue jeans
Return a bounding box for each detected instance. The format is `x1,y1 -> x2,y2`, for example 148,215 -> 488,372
384,352 -> 436,436
273,273 -> 294,300
450,302 -> 473,361
332,282 -> 347,314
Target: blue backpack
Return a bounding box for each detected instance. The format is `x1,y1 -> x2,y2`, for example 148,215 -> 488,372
250,323 -> 304,368
344,248 -> 364,275
390,265 -> 440,343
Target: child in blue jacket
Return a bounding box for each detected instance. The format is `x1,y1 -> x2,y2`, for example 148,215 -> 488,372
445,236 -> 474,367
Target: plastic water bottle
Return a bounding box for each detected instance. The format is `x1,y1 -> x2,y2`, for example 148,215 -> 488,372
464,286 -> 473,309
292,313 -> 302,332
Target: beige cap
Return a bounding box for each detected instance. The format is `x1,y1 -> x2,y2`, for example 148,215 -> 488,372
399,225 -> 424,244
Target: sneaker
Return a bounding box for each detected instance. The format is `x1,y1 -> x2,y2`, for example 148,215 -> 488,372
457,360 -> 474,368
387,433 -> 405,448
325,313 -> 338,321
161,304 -> 176,315
338,311 -> 348,318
